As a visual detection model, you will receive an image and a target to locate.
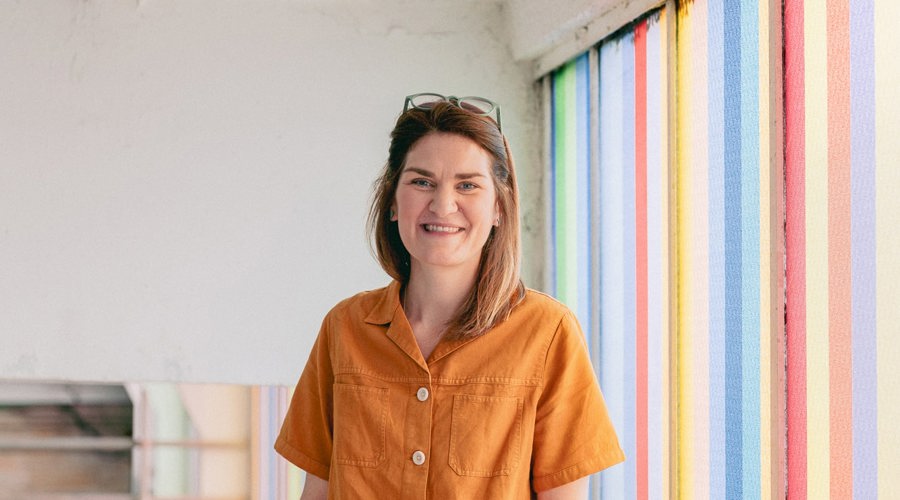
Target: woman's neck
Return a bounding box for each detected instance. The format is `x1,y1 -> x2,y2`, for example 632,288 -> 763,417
403,264 -> 477,331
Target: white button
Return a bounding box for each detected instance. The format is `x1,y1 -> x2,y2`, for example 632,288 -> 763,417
416,387 -> 429,402
412,450 -> 426,466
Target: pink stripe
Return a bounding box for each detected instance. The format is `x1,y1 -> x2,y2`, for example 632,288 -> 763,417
634,19 -> 649,500
827,1 -> 853,497
784,1 -> 807,498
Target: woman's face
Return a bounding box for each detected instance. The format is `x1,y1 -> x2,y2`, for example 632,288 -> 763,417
391,132 -> 499,276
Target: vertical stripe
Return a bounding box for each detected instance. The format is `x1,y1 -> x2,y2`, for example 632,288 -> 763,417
876,1 -> 900,497
576,54 -> 592,333
545,77 -> 556,299
556,63 -> 578,309
599,37 -> 626,498
805,0 -> 831,496
645,12 -> 665,500
784,0 -> 807,498
707,0 -> 727,496
757,0 -> 775,496
550,74 -> 559,297
723,0 -> 744,496
622,34 -> 638,500
675,4 -> 694,497
587,46 -> 603,499
826,2 -> 853,498
658,10 -> 672,498
634,20 -> 649,500
690,1 -> 711,497
572,53 -> 594,496
850,0 -> 877,498
739,0 -> 761,497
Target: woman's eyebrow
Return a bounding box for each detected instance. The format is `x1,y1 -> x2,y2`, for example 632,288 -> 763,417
402,167 -> 486,179
402,167 -> 434,177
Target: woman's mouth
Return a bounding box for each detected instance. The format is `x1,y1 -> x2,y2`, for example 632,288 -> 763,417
423,224 -> 462,233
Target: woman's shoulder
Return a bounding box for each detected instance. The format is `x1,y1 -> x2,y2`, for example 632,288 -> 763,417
323,281 -> 399,323
519,288 -> 572,314
507,287 -> 577,326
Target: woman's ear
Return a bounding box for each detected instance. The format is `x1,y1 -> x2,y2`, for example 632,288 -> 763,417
390,204 -> 398,221
493,202 -> 501,226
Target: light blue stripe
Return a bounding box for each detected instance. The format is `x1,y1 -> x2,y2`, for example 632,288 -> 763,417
739,0 -> 761,497
576,54 -> 592,341
722,0 -> 744,497
707,0 -> 728,498
851,0 -> 877,497
598,36 -> 626,499
645,13 -> 664,500
621,32 -> 638,500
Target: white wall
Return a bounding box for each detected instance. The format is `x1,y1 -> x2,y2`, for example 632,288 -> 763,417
0,0 -> 541,385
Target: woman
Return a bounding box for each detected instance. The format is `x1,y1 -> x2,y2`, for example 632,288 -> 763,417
275,94 -> 623,499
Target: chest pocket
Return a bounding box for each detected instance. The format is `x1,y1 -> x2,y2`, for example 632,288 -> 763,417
448,394 -> 523,477
333,384 -> 388,468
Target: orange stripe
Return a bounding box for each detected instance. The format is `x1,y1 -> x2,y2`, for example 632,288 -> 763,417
827,0 -> 853,497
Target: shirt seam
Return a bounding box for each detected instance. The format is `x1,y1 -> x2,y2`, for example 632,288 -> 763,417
333,369 -> 542,386
539,311 -> 569,388
531,447 -> 626,489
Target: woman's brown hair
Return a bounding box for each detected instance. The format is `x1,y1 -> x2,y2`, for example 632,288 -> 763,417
367,101 -> 525,339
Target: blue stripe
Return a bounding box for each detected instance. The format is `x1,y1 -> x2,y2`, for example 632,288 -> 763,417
851,0 -> 877,497
576,54 -> 591,340
723,0 -> 743,497
707,0 -> 728,497
622,32 -> 638,500
739,0 -> 761,497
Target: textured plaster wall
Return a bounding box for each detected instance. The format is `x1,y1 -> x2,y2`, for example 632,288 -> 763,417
0,0 -> 540,385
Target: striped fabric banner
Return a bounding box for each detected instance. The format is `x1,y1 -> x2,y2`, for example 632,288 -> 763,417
547,0 -> 900,498
785,0 -> 900,498
254,386 -> 302,499
676,0 -> 773,497
549,10 -> 669,499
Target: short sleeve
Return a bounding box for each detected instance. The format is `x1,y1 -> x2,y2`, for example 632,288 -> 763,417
274,315 -> 335,481
531,311 -> 625,492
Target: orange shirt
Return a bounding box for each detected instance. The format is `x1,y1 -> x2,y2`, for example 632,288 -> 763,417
275,281 -> 624,499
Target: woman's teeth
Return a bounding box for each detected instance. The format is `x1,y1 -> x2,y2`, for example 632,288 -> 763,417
424,224 -> 461,233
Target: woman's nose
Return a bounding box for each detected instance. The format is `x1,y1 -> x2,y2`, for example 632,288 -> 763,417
429,188 -> 458,216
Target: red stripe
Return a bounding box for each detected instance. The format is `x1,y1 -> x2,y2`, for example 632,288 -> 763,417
827,0 -> 853,497
634,19 -> 649,500
784,1 -> 807,498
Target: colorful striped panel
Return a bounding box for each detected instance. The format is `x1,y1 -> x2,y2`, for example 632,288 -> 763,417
676,0 -> 774,497
549,10 -> 669,499
786,0 -> 900,497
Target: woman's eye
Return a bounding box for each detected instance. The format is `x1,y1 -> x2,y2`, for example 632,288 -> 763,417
411,179 -> 432,188
459,182 -> 478,191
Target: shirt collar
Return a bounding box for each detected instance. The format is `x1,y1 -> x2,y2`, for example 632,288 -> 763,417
363,280 -> 402,325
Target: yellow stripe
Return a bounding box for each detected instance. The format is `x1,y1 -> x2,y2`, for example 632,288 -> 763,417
804,1 -> 830,497
876,1 -> 900,497
758,0 -> 772,498
677,4 -> 696,498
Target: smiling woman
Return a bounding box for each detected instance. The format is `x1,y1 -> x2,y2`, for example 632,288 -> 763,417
274,95 -> 624,499
392,133 -> 499,282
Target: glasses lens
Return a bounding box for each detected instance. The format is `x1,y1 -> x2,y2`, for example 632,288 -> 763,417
457,97 -> 495,115
408,93 -> 445,110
